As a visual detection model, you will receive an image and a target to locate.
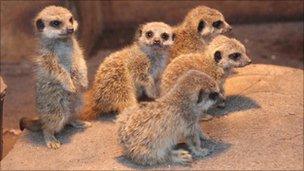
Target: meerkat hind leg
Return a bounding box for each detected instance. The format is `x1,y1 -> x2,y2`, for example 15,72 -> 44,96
187,131 -> 210,158
69,120 -> 92,128
170,149 -> 193,165
43,129 -> 61,149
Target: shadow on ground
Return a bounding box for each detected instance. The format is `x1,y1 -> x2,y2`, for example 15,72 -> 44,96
24,125 -> 86,147
208,95 -> 261,116
115,138 -> 231,169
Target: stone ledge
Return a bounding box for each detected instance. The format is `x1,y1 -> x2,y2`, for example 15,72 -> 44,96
1,64 -> 303,170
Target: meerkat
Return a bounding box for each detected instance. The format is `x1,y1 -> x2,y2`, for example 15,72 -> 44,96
80,22 -> 175,120
161,35 -> 251,108
169,5 -> 232,61
19,6 -> 90,149
117,70 -> 221,166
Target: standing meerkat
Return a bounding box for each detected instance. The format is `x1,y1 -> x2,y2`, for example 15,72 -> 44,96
117,70 -> 221,166
80,22 -> 175,120
161,35 -> 251,107
170,6 -> 232,61
19,6 -> 90,149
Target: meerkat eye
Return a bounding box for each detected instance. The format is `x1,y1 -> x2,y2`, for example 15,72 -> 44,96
161,33 -> 169,41
229,52 -> 241,61
145,31 -> 153,39
197,20 -> 205,32
214,51 -> 222,63
209,92 -> 219,100
212,20 -> 223,29
36,19 -> 45,30
69,17 -> 73,24
50,20 -> 62,28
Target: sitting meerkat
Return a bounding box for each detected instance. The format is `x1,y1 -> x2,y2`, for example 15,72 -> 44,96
170,5 -> 232,61
161,35 -> 252,108
80,22 -> 175,120
19,6 -> 90,149
117,70 -> 221,166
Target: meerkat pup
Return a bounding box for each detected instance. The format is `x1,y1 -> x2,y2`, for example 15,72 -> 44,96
19,6 -> 90,149
117,70 -> 221,166
170,5 -> 232,61
80,22 -> 175,120
161,35 -> 251,108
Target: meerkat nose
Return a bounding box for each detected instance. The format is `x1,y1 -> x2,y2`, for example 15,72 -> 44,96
248,60 -> 252,64
67,28 -> 74,34
153,40 -> 161,45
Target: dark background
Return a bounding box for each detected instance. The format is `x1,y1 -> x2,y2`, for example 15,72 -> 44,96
0,0 -> 303,158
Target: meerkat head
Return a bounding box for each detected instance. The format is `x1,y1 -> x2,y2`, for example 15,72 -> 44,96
172,70 -> 222,112
183,6 -> 231,41
136,22 -> 175,50
208,35 -> 252,69
34,6 -> 78,39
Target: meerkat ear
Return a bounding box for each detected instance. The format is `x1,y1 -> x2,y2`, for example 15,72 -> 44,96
35,19 -> 45,31
197,20 -> 205,32
135,24 -> 144,39
172,33 -> 176,41
214,51 -> 222,63
197,89 -> 204,104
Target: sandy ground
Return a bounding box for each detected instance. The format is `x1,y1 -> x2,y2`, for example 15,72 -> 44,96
1,22 -> 303,159
1,64 -> 303,170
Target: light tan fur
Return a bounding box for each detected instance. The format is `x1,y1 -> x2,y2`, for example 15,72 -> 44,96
80,22 -> 174,120
170,6 -> 231,61
161,35 -> 251,107
19,6 -> 90,149
117,70 -> 221,166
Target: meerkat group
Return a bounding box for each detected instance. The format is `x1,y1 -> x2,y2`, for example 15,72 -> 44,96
19,5 -> 252,166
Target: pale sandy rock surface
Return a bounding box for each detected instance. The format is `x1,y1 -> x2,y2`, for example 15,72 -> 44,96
1,64 -> 303,170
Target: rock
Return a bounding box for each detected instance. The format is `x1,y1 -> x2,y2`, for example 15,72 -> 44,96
1,64 -> 303,170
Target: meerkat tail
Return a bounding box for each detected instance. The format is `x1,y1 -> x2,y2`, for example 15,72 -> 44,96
19,117 -> 42,132
79,91 -> 100,120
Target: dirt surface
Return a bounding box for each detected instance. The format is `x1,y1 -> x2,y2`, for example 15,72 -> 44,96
0,22 -> 303,159
1,64 -> 303,170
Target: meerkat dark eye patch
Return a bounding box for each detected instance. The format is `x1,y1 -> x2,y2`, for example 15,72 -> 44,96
69,17 -> 73,24
36,19 -> 45,30
229,52 -> 241,61
172,33 -> 176,41
161,33 -> 169,41
197,89 -> 204,104
50,20 -> 62,28
197,20 -> 205,32
145,31 -> 153,39
212,20 -> 223,29
209,92 -> 219,100
214,51 -> 222,63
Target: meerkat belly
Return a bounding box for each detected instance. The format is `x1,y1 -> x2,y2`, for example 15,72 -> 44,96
150,56 -> 167,80
36,77 -> 73,116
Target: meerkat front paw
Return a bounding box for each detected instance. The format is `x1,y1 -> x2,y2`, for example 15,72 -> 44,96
63,81 -> 77,93
171,149 -> 193,165
69,120 -> 92,128
145,86 -> 157,99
